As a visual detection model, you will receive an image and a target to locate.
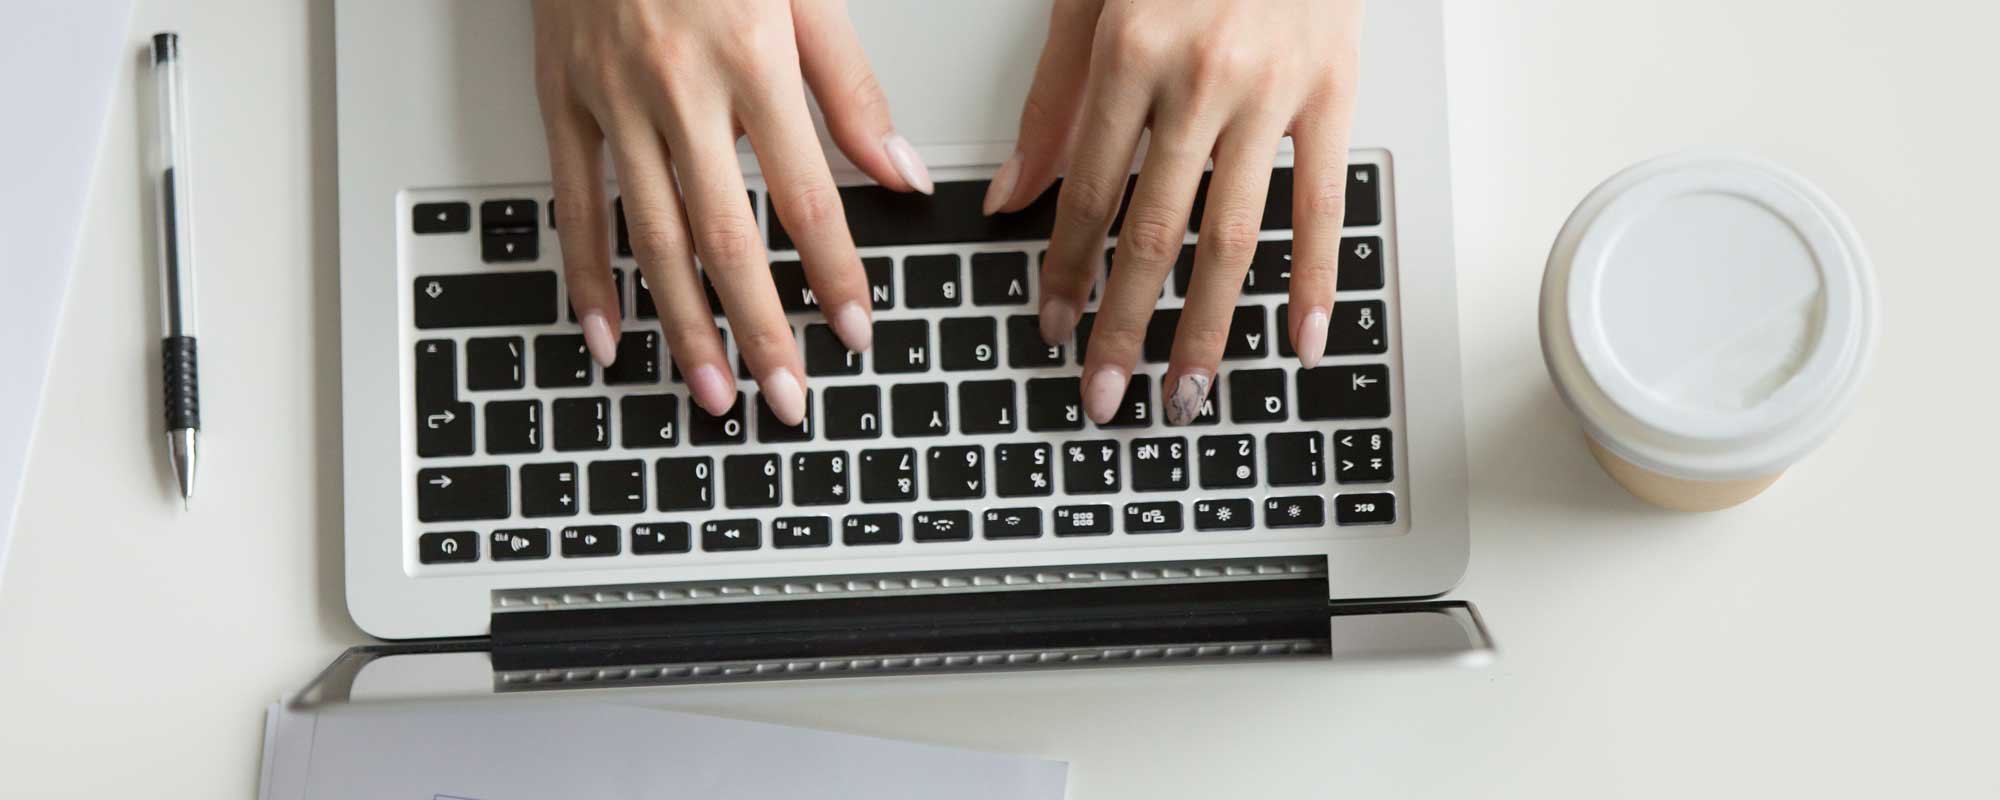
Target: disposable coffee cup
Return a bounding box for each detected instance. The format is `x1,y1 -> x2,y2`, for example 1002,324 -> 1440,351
1540,153 -> 1877,511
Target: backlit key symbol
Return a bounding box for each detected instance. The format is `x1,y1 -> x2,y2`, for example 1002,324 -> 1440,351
1354,169 -> 1371,184
1353,241 -> 1374,260
1352,374 -> 1379,390
424,281 -> 443,299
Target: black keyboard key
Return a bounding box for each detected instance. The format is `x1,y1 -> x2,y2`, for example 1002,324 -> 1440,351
873,320 -> 930,374
1236,240 -> 1292,295
413,272 -> 558,330
1265,495 -> 1327,529
1197,435 -> 1256,489
1223,306 -> 1269,359
823,385 -> 883,441
770,260 -> 818,311
982,508 -> 1042,540
939,317 -> 999,371
586,459 -> 646,514
1336,493 -> 1397,526
561,525 -> 621,557
1345,164 -> 1382,227
905,253 -> 962,308
891,382 -> 950,437
768,180 -> 1062,250
1228,368 -> 1288,423
971,251 -> 1031,305
790,451 -> 850,506
688,393 -> 748,444
632,522 -> 692,555
843,513 -> 903,545
1194,498 -> 1254,531
552,397 -> 610,451
803,323 -> 863,376
1168,246 -> 1200,297
518,462 -> 579,518
863,256 -> 895,308
490,528 -> 551,561
1298,364 -> 1391,420
1340,237 -> 1385,291
859,448 -> 917,503
413,202 -> 471,234
636,272 -> 657,319
415,466 -> 508,522
756,389 -> 813,443
604,331 -> 660,385
1062,440 -> 1120,494
1130,437 -> 1189,492
614,196 -> 631,257
723,453 -> 782,508
485,400 -> 542,455
655,456 -> 714,511
1098,373 -> 1152,428
1026,377 -> 1084,431
413,340 -> 473,458
481,198 -> 538,230
1142,309 -> 1180,363
1124,502 -> 1183,534
619,394 -> 677,448
1335,428 -> 1394,484
1266,432 -> 1326,487
913,510 -> 973,542
1053,504 -> 1113,537
702,519 -> 760,552
1327,300 -> 1389,355
418,531 -> 479,564
1073,312 -> 1095,362
480,199 -> 540,262
925,445 -> 985,500
481,229 -> 538,263
534,334 -> 593,388
958,379 -> 1018,435
1191,167 -> 1296,231
1008,315 -> 1065,368
465,336 -> 525,391
994,443 -> 1054,497
773,516 -> 833,549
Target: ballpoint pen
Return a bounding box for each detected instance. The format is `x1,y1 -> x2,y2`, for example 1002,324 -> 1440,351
154,32 -> 200,508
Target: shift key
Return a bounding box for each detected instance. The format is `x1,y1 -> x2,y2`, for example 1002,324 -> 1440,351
417,465 -> 510,522
413,272 -> 559,329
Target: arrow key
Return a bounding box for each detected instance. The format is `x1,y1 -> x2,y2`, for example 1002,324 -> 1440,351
412,201 -> 471,234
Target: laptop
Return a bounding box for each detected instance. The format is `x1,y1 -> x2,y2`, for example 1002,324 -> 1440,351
332,0 -> 1484,690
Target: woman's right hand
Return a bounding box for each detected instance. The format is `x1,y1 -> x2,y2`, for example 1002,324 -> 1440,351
531,0 -> 933,426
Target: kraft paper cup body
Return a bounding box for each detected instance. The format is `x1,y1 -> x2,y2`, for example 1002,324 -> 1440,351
1540,153 -> 1877,511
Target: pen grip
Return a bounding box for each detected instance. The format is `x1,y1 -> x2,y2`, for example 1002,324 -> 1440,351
163,335 -> 200,432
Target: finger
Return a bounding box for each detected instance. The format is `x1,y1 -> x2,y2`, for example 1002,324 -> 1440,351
986,0 -> 1105,215
536,74 -> 621,368
663,115 -> 809,427
605,124 -> 738,418
1037,42 -> 1150,347
1287,87 -> 1360,370
739,54 -> 875,355
792,0 -> 931,194
1081,124 -> 1216,425
1167,118 -> 1286,426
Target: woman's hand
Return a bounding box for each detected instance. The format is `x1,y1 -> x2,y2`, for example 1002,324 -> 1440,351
989,0 -> 1363,425
532,0 -> 932,425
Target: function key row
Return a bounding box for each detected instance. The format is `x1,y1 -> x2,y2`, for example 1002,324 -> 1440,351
416,491 -> 1398,564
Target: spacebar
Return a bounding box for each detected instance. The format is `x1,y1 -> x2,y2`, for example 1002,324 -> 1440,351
767,179 -> 1062,251
413,271 -> 559,329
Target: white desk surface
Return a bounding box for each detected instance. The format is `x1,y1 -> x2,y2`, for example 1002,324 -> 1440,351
4,1 -> 1997,796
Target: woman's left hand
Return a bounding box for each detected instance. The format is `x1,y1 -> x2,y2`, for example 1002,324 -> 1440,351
987,0 -> 1364,425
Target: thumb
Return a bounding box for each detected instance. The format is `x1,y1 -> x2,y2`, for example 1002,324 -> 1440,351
986,0 -> 1105,215
793,0 -> 932,194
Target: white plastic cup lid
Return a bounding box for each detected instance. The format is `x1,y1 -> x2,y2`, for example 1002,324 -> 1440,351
1541,152 -> 1877,482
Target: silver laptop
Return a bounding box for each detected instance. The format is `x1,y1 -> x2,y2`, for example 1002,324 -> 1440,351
332,0 -> 1482,688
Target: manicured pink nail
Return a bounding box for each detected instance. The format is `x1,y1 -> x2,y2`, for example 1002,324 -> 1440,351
1296,307 -> 1330,370
884,133 -> 934,195
1082,366 -> 1129,425
1039,296 -> 1080,346
686,364 -> 736,417
830,301 -> 873,352
581,311 -> 619,369
759,368 -> 808,427
983,152 -> 1023,216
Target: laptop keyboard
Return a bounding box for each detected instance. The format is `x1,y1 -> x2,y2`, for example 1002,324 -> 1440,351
400,155 -> 1409,572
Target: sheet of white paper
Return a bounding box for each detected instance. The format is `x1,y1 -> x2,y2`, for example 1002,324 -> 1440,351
260,700 -> 1068,800
0,0 -> 135,587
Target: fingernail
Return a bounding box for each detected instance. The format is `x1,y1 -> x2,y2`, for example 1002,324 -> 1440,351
1039,297 -> 1080,346
1164,370 -> 1213,427
983,152 -> 1023,216
581,311 -> 619,369
1082,366 -> 1128,425
1296,307 -> 1330,370
831,301 -> 873,352
884,133 -> 934,195
686,364 -> 736,418
760,368 -> 808,427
